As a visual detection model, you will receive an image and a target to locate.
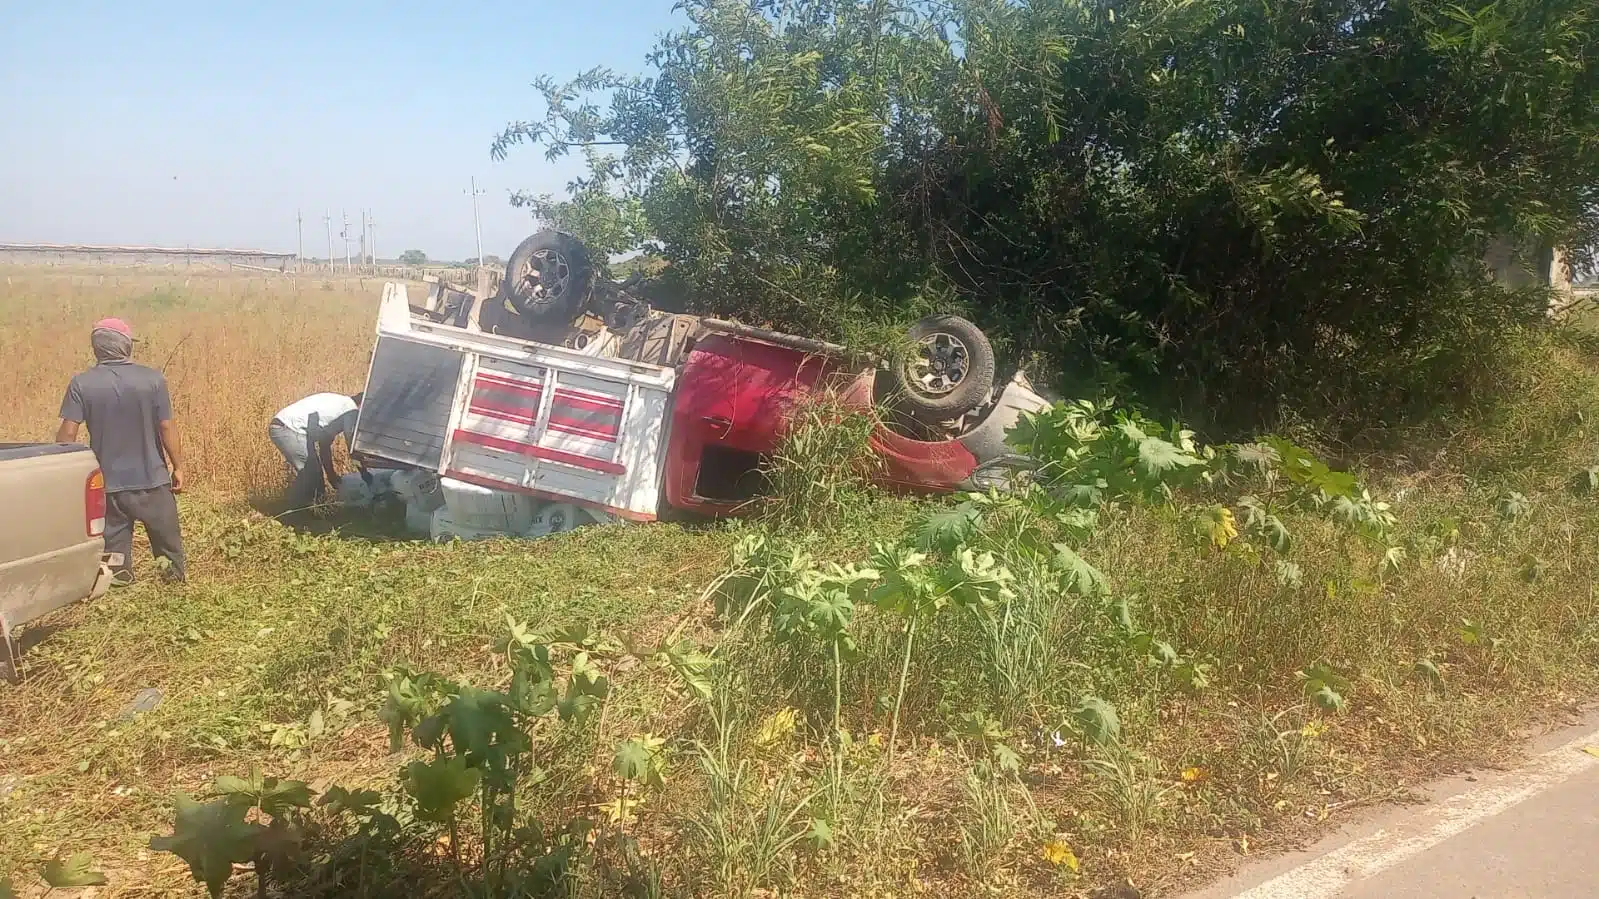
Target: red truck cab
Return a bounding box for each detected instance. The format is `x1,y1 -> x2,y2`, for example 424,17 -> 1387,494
665,332 -> 1040,514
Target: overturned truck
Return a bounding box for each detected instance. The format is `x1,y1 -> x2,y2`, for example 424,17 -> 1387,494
349,231 -> 1049,540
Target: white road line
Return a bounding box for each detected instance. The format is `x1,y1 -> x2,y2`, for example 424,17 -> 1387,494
1230,724 -> 1599,899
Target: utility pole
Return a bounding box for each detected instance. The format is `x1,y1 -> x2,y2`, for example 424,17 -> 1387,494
296,209 -> 303,274
323,211 -> 332,274
370,215 -> 378,266
359,210 -> 368,270
342,209 -> 352,273
467,177 -> 486,269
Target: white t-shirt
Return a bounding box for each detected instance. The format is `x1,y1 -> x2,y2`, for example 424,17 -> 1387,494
274,393 -> 358,443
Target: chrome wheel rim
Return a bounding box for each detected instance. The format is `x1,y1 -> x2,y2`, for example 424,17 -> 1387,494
511,248 -> 571,306
905,332 -> 969,396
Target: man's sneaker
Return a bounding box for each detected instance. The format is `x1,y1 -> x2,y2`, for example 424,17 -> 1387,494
110,570 -> 135,588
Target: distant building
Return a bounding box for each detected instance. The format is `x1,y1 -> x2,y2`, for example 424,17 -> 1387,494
0,243 -> 296,271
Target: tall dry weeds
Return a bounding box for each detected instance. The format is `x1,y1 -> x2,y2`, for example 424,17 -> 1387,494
1,268 -> 390,495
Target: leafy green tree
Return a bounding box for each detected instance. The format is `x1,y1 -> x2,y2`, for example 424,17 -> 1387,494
398,249 -> 428,265
495,0 -> 1599,432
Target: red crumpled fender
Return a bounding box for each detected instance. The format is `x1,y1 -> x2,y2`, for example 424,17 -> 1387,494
836,371 -> 980,493
666,335 -> 980,512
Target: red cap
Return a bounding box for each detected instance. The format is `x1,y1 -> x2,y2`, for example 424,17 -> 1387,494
93,317 -> 133,338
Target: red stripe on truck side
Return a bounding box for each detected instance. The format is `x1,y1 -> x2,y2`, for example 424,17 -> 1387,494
475,372 -> 545,393
553,389 -> 624,411
467,399 -> 541,423
452,429 -> 626,475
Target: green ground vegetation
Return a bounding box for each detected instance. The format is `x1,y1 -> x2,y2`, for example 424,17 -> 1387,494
8,324 -> 1599,898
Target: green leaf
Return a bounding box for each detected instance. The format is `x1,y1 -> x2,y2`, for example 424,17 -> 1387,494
318,786 -> 384,817
1113,595 -> 1136,632
869,542 -> 937,618
412,712 -> 448,751
1496,491 -> 1532,521
1297,661 -> 1351,712
1174,659 -> 1213,692
613,740 -> 653,782
213,766 -> 313,818
1202,505 -> 1238,549
1149,639 -> 1180,666
613,735 -> 667,788
1051,544 -> 1107,596
42,852 -> 108,888
404,756 -> 481,824
149,794 -> 264,899
1239,498 -> 1293,553
378,670 -> 437,755
941,548 -> 1016,607
1414,657 -> 1444,687
915,502 -> 982,552
1135,436 -> 1202,481
1458,618 -> 1496,648
806,817 -> 835,850
443,687 -> 522,765
1054,506 -> 1100,540
1274,559 -> 1304,588
1380,545 -> 1407,577
1232,443 -> 1281,472
0,875 -> 14,899
1071,695 -> 1121,746
558,668 -> 610,723
991,742 -> 1022,774
952,710 -> 1009,745
658,640 -> 716,701
1308,683 -> 1345,712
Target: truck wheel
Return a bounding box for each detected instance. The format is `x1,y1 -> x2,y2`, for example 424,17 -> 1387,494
894,314 -> 996,420
501,231 -> 594,322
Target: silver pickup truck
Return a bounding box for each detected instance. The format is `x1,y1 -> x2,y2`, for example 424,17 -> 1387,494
0,443 -> 114,680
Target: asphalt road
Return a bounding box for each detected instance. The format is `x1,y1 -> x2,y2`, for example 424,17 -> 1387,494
1183,714 -> 1599,899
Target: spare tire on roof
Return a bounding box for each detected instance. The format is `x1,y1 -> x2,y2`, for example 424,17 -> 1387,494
893,314 -> 997,420
500,230 -> 595,322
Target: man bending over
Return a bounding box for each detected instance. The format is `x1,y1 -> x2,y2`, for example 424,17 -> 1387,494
269,392 -> 363,506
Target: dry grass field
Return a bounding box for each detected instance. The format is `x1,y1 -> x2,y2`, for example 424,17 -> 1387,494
0,268 -> 385,495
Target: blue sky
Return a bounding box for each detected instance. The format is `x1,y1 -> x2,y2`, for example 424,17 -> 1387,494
0,1 -> 682,260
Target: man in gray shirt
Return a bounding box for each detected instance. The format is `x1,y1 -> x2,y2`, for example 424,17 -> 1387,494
55,318 -> 187,584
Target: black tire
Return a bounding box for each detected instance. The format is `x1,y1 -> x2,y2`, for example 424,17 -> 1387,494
894,314 -> 996,419
500,231 -> 594,322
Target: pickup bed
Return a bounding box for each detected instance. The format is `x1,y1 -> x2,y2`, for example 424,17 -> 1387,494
0,443 -> 113,678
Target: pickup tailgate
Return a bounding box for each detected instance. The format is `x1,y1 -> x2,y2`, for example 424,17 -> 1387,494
0,444 -> 107,630
353,284 -> 677,522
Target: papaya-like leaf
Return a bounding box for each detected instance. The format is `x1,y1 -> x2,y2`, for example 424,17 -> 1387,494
613,734 -> 668,788
915,502 -> 982,553
1072,695 -> 1121,746
149,794 -> 264,898
1052,544 -> 1107,596
404,757 -> 480,824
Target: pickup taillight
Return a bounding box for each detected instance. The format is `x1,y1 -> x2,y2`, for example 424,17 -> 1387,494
86,468 -> 106,537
